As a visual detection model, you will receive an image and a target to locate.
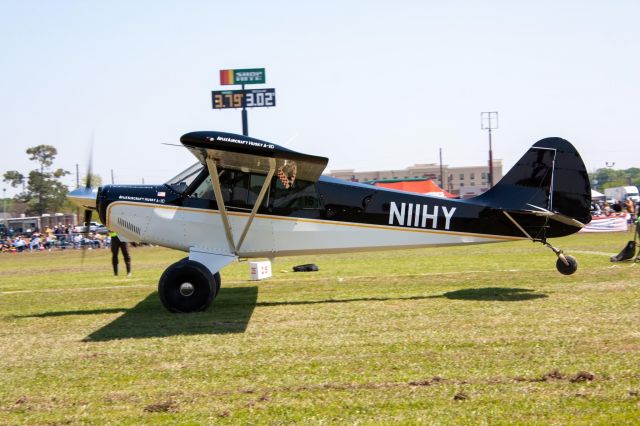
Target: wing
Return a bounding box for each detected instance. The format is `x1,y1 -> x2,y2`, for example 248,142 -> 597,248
180,131 -> 328,182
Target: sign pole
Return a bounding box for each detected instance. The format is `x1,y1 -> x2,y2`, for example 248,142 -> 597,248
241,84 -> 248,136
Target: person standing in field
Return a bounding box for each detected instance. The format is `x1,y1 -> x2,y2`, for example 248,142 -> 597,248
109,231 -> 131,277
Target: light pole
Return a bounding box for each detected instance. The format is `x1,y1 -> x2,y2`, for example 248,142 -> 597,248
481,112 -> 499,188
2,188 -> 6,232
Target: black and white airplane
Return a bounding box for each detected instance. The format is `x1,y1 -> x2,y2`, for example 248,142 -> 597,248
68,131 -> 591,313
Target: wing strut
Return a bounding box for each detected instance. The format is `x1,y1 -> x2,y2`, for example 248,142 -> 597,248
236,158 -> 276,252
205,156 -> 276,256
206,157 -> 236,253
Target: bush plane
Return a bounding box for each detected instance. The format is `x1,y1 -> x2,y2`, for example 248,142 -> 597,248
68,131 -> 591,313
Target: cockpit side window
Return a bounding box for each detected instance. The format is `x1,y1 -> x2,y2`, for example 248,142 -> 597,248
186,168 -> 269,210
219,170 -> 249,208
165,162 -> 204,194
191,175 -> 215,200
271,178 -> 321,210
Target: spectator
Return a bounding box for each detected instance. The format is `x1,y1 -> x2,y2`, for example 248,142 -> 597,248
44,234 -> 56,251
14,236 -> 26,252
625,199 -> 636,223
109,231 -> 131,277
1,238 -> 13,252
54,225 -> 63,241
29,233 -> 41,252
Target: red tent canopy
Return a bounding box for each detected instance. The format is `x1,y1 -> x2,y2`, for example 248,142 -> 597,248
373,179 -> 457,198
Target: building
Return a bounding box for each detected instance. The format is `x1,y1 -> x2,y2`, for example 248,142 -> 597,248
328,160 -> 503,197
3,213 -> 77,234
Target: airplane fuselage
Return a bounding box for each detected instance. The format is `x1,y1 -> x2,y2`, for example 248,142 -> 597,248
97,175 -> 579,259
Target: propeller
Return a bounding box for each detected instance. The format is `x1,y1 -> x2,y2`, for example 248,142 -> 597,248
80,141 -> 94,263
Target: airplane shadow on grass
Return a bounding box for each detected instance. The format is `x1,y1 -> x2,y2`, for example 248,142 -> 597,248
253,287 -> 547,307
20,287 -> 545,341
86,286 -> 260,341
18,287 -> 259,341
436,287 -> 548,302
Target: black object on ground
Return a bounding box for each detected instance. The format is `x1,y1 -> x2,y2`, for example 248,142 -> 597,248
293,264 -> 319,272
611,224 -> 639,262
611,241 -> 636,262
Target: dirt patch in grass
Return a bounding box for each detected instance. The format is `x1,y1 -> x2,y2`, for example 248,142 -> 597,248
570,371 -> 595,383
220,371 -> 603,399
14,396 -> 28,405
143,400 -> 179,413
104,392 -> 142,404
453,392 -> 469,401
409,376 -> 445,386
539,369 -> 565,382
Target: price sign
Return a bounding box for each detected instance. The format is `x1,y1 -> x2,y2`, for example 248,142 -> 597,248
212,88 -> 276,109
220,68 -> 266,85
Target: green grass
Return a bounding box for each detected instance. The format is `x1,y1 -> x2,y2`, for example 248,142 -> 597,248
1,232 -> 640,424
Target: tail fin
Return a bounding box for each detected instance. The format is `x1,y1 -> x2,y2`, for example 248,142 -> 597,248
477,137 -> 591,232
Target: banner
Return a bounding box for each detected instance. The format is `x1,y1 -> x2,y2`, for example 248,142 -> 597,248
580,216 -> 628,233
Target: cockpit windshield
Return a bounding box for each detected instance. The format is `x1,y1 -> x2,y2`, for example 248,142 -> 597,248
165,162 -> 204,194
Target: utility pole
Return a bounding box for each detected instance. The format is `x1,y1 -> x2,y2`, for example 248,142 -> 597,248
439,148 -> 444,189
75,163 -> 80,225
111,169 -> 114,184
2,188 -> 7,230
481,112 -> 498,188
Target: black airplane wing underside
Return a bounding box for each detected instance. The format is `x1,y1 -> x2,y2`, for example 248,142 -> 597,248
180,131 -> 328,182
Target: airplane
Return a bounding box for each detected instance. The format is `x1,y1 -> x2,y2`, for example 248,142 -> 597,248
67,131 -> 591,313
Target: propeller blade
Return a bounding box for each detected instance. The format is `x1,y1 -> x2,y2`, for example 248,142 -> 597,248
83,208 -> 92,228
81,137 -> 94,264
85,137 -> 94,190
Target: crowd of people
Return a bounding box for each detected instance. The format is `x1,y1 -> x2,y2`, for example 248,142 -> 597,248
1,224 -> 111,253
591,198 -> 638,224
2,224 -> 133,277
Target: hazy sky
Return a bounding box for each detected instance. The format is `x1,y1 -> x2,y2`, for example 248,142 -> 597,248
1,0 -> 638,196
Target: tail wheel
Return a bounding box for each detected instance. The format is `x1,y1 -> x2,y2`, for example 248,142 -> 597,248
158,260 -> 216,313
556,255 -> 578,275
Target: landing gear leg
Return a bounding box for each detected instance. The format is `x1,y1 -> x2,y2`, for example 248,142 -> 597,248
502,211 -> 578,275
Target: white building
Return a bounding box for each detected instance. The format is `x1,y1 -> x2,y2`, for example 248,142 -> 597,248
328,160 -> 503,197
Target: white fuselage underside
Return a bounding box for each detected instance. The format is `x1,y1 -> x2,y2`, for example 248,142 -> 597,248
107,201 -> 523,258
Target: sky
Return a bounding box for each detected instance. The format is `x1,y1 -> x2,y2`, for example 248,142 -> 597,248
1,0 -> 639,196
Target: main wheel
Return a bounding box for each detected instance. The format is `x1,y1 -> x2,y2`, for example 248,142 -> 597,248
556,255 -> 578,275
158,260 -> 216,313
178,257 -> 221,299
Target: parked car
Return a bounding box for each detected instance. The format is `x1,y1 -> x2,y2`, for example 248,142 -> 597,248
73,221 -> 108,234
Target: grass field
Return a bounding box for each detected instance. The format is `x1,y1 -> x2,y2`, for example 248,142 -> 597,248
1,231 -> 640,424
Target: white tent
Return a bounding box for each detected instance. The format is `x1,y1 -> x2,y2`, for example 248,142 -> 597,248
591,189 -> 605,200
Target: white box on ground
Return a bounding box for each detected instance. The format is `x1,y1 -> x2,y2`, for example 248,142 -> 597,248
250,261 -> 272,280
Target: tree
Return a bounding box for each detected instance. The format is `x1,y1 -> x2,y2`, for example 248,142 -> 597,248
589,167 -> 640,190
3,145 -> 70,216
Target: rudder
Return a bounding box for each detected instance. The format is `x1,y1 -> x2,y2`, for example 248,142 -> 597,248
477,137 -> 591,226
